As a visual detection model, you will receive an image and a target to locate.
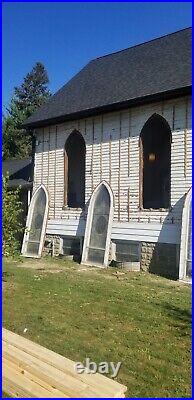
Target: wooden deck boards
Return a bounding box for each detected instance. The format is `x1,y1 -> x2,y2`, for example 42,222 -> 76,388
2,328 -> 127,398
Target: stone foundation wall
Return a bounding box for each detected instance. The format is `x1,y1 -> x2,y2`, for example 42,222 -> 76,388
44,234 -> 82,259
141,242 -> 179,279
43,234 -> 61,256
43,234 -> 179,279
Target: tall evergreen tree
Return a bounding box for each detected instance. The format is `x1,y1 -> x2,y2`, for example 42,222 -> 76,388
3,62 -> 51,159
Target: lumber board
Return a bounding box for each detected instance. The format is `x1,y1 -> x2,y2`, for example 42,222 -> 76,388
3,328 -> 127,398
3,358 -> 68,398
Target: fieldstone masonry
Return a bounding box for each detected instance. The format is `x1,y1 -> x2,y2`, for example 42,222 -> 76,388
43,234 -> 61,256
141,242 -> 179,279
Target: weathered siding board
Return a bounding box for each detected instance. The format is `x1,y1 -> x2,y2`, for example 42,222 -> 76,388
33,95 -> 191,243
46,219 -> 181,245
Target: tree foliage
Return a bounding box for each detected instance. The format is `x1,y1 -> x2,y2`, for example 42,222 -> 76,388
3,62 -> 51,159
2,176 -> 23,256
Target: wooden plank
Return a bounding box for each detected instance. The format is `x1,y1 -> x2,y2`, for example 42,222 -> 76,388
3,342 -> 89,397
3,329 -> 127,398
3,358 -> 68,398
3,332 -> 125,395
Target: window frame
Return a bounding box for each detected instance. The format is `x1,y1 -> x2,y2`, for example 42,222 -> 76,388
139,114 -> 172,211
81,181 -> 114,268
179,187 -> 192,280
21,184 -> 49,258
63,130 -> 86,209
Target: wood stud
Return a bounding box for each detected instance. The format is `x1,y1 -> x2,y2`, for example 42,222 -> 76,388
3,328 -> 127,398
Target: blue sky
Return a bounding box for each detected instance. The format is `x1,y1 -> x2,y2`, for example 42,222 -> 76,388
3,2 -> 192,110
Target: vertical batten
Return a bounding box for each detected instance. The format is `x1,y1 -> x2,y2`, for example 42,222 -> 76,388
91,119 -> 94,192
92,116 -> 101,190
101,114 -> 110,185
109,131 -> 112,187
42,127 -> 49,189
53,126 -> 57,219
100,115 -> 103,182
85,118 -> 93,203
47,126 -> 50,189
41,128 -> 44,184
118,113 -> 121,221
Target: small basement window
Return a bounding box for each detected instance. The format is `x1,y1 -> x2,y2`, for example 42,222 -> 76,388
64,131 -> 86,208
62,236 -> 82,258
113,240 -> 140,263
140,114 -> 171,209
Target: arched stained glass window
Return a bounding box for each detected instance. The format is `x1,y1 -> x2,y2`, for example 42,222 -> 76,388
21,185 -> 49,258
81,181 -> 114,267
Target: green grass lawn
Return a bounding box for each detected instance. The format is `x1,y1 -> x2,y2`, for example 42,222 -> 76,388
3,257 -> 191,398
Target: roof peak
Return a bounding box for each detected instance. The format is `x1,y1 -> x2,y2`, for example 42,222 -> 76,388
94,27 -> 192,61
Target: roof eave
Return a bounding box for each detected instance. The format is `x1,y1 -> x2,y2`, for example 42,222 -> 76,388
23,85 -> 192,129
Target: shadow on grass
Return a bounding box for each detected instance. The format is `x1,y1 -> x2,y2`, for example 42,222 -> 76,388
161,302 -> 191,336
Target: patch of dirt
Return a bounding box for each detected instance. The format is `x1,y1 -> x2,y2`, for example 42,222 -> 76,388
3,281 -> 15,291
16,260 -> 64,273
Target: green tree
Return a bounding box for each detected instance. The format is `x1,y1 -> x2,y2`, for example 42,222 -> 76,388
3,62 -> 51,159
2,176 -> 23,257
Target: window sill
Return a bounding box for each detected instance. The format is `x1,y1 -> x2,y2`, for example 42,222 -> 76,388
62,205 -> 85,212
139,207 -> 172,212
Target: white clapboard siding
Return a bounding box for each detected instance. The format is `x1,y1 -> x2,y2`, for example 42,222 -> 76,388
46,219 -> 181,244
33,95 -> 192,231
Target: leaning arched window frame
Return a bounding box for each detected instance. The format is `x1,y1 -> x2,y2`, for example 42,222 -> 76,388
21,184 -> 49,258
179,187 -> 192,280
81,181 -> 114,267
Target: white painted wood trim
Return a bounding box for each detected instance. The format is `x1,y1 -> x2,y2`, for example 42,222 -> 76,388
27,189 -> 31,208
179,187 -> 192,280
21,184 -> 49,258
81,180 -> 114,267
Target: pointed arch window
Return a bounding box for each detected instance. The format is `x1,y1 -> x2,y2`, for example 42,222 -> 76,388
64,131 -> 86,208
81,181 -> 114,267
140,114 -> 171,209
179,187 -> 192,280
21,185 -> 49,258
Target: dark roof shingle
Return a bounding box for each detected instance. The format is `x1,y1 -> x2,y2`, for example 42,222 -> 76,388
3,159 -> 33,188
25,28 -> 192,128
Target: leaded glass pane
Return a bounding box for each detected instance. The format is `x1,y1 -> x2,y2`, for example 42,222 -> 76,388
88,185 -> 110,265
87,249 -> 105,265
26,242 -> 40,255
26,188 -> 46,256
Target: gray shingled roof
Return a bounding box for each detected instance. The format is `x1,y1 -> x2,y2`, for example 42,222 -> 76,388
25,28 -> 192,128
3,158 -> 33,188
